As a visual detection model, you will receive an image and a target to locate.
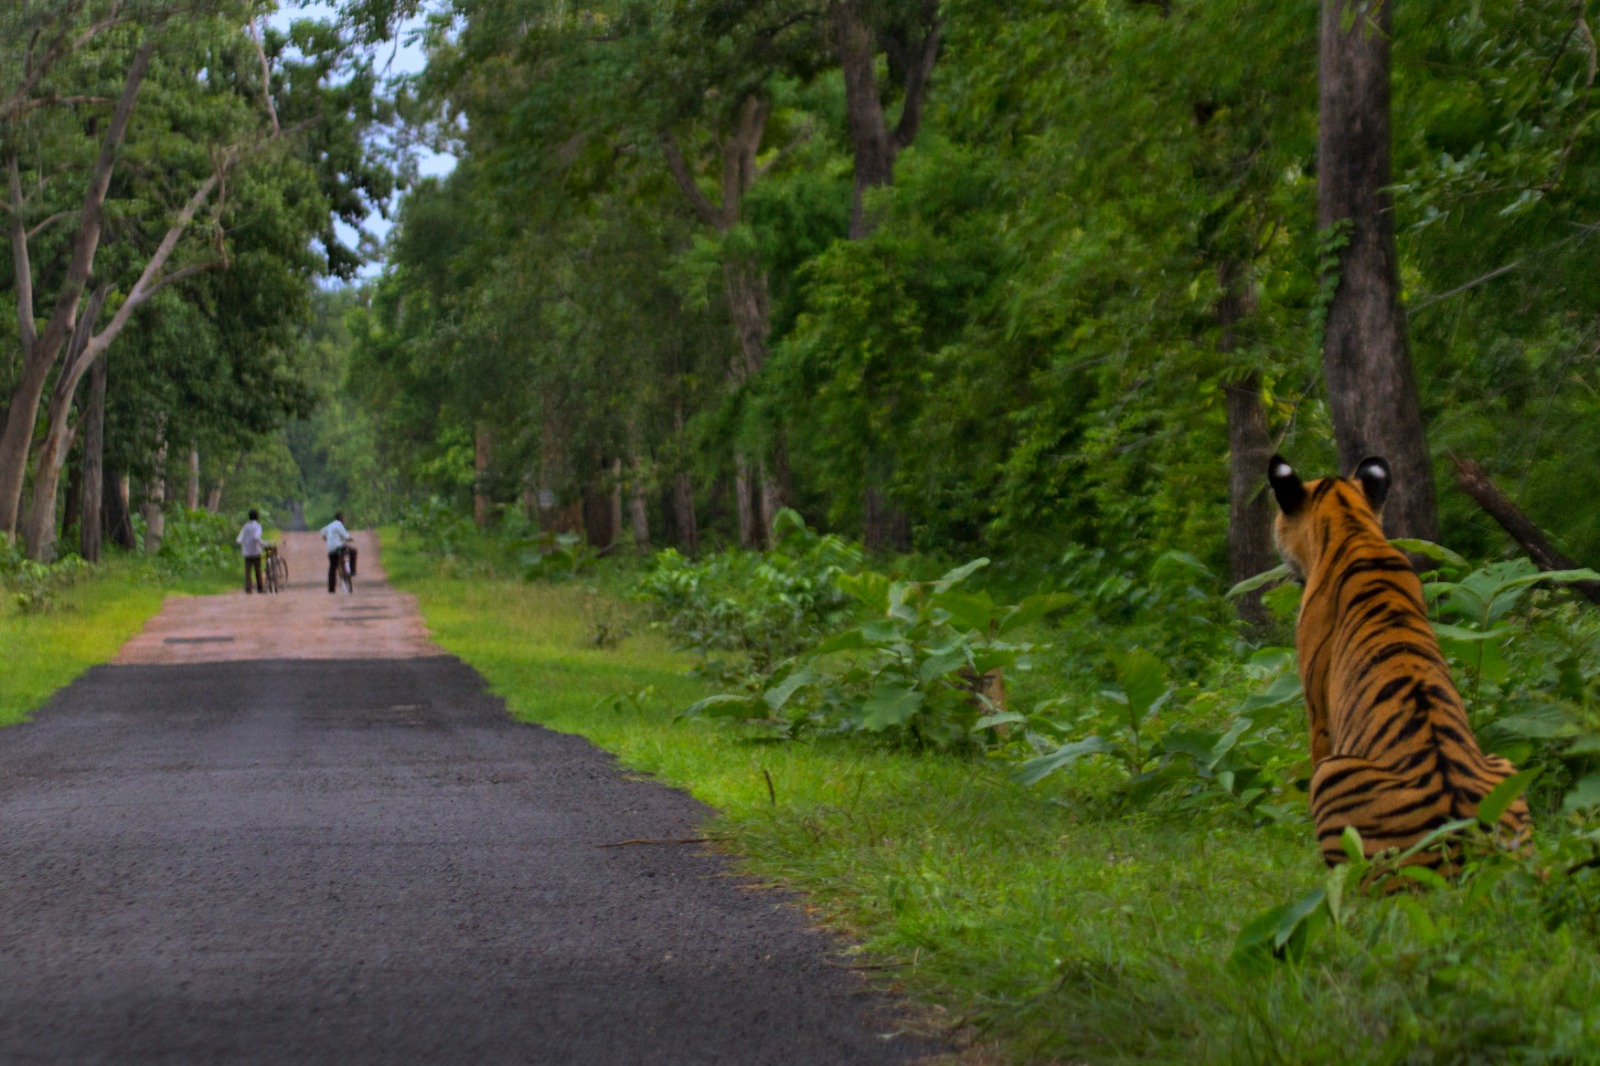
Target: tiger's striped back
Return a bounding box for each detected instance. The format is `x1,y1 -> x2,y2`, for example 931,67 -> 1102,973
1267,454 -> 1530,869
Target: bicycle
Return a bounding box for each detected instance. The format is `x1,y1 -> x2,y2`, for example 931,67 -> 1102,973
263,543 -> 288,593
336,544 -> 354,594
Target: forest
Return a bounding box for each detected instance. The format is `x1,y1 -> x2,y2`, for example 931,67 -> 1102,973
9,0 -> 1600,1061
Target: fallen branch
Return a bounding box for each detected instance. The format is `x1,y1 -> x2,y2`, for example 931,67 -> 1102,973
1450,453 -> 1600,606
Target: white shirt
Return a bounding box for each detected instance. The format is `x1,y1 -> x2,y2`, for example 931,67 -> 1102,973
320,519 -> 352,553
236,520 -> 264,558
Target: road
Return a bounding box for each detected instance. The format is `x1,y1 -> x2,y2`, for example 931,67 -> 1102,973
0,534 -> 930,1064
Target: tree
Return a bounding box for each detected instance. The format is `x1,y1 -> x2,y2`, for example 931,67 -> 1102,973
1318,0 -> 1438,539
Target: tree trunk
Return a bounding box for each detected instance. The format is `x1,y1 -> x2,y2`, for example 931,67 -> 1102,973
106,472 -> 134,550
734,453 -> 758,549
629,458 -> 651,554
22,287 -> 108,560
1319,0 -> 1438,539
185,446 -> 199,510
834,1 -> 897,239
1451,454 -> 1600,606
1217,260 -> 1273,626
609,457 -> 624,548
672,471 -> 699,555
832,1 -> 937,545
1225,373 -> 1274,623
62,444 -> 82,550
142,425 -> 166,555
863,482 -> 911,553
79,358 -> 106,562
205,480 -> 224,512
0,45 -> 155,539
473,422 -> 492,528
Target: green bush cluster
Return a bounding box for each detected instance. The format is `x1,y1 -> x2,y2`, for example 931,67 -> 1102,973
634,510 -> 863,682
0,542 -> 91,614
155,509 -> 237,577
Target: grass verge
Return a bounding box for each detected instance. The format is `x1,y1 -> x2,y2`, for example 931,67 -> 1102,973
386,535 -> 1600,1065
1,560 -> 233,727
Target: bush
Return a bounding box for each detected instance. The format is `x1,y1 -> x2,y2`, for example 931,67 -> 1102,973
156,509 -> 236,577
634,509 -> 863,682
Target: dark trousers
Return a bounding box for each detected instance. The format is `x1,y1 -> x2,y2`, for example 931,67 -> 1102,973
327,546 -> 357,591
244,555 -> 263,593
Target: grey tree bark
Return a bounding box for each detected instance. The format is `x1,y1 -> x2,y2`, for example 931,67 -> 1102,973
105,472 -> 135,550
1318,0 -> 1438,539
832,1 -> 939,551
662,97 -> 787,548
672,471 -> 698,555
0,43 -> 154,540
79,358 -> 106,562
1217,261 -> 1274,626
142,429 -> 167,557
185,447 -> 200,510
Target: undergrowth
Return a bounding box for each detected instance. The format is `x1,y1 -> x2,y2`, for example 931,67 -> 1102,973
387,524 -> 1600,1064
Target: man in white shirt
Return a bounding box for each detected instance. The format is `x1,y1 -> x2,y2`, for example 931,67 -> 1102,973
237,509 -> 265,594
321,512 -> 357,593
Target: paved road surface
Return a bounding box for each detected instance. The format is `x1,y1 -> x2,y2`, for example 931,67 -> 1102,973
0,535 -> 930,1064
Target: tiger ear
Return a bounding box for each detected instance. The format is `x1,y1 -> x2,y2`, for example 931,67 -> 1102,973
1267,454 -> 1306,514
1353,456 -> 1391,510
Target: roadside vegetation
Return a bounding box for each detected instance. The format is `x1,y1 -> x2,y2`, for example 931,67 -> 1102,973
389,517 -> 1600,1063
0,510 -> 241,725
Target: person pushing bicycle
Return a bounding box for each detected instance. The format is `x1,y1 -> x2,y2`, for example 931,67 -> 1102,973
237,508 -> 265,594
320,512 -> 358,593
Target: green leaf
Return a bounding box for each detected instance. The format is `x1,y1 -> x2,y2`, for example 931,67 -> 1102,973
887,580 -> 919,624
933,557 -> 990,592
859,619 -> 904,644
937,589 -> 998,635
1390,538 -> 1469,574
1113,649 -> 1170,719
1262,583 -> 1303,620
1226,563 -> 1293,600
1476,768 -> 1538,827
684,694 -> 762,719
859,684 -> 923,731
972,711 -> 1028,732
919,641 -> 971,684
1241,671 -> 1303,713
1430,622 -> 1511,643
1491,706 -> 1580,740
813,628 -> 869,655
1274,886 -> 1326,952
996,592 -> 1075,635
1562,772 -> 1600,814
1207,718 -> 1254,769
1015,736 -> 1117,785
1399,865 -> 1450,890
762,669 -> 816,713
837,570 -> 890,612
1564,734 -> 1600,757
1341,825 -> 1366,864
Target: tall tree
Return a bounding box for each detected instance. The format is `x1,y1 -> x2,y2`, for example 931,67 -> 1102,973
1318,0 -> 1437,539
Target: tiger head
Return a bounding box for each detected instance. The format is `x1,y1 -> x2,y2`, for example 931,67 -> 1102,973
1267,454 -> 1391,580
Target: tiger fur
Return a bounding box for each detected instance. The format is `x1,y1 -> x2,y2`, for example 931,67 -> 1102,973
1267,454 -> 1531,869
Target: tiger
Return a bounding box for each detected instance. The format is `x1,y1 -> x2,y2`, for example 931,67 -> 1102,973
1267,453 -> 1531,870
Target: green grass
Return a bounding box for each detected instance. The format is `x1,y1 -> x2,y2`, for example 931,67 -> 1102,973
0,560 -> 233,727
388,534 -> 1600,1064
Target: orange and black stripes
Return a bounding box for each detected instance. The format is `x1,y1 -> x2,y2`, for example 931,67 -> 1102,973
1268,455 -> 1530,869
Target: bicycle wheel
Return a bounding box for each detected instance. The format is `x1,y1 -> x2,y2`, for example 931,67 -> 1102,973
340,552 -> 353,593
270,556 -> 288,592
263,557 -> 277,594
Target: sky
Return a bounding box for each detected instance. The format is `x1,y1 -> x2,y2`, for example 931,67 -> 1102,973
268,2 -> 458,272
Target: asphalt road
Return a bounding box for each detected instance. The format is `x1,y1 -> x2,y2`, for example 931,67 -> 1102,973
0,655 -> 932,1064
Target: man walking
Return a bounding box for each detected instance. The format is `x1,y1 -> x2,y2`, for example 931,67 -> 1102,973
321,511 -> 357,593
237,509 -> 265,594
